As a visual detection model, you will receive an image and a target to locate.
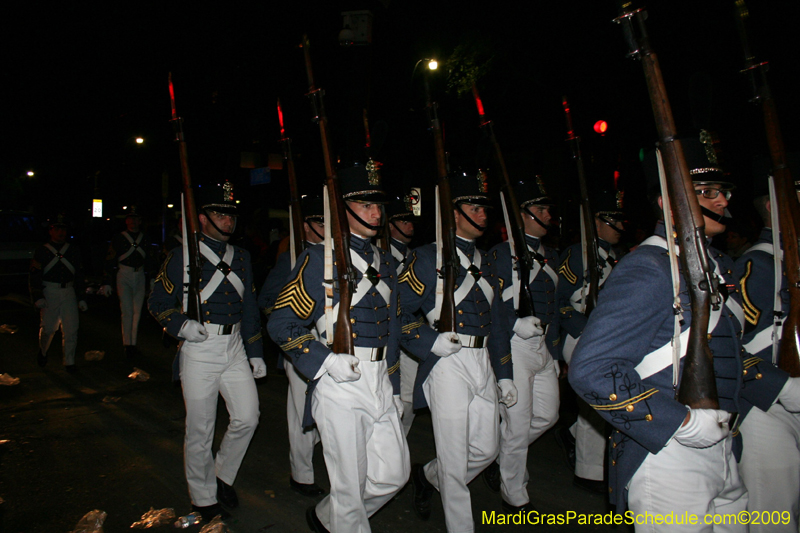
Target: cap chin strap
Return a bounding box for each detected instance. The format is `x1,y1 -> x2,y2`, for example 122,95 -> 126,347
390,220 -> 413,241
700,206 -> 732,226
202,209 -> 236,237
523,206 -> 553,232
597,214 -> 626,237
345,204 -> 383,231
455,204 -> 487,232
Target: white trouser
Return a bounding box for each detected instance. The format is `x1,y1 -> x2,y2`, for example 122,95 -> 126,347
628,435 -> 748,533
423,346 -> 499,533
117,264 -> 145,346
499,334 -> 560,506
739,402 -> 800,533
285,358 -> 320,484
313,359 -> 410,533
39,284 -> 79,366
180,327 -> 259,507
399,350 -> 419,436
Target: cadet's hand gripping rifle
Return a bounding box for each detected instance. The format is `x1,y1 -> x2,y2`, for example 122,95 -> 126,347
615,3 -> 720,408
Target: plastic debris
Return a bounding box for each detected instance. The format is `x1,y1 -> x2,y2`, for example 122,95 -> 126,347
174,512 -> 202,529
131,507 -> 176,529
102,396 -> 121,403
200,516 -> 231,533
0,324 -> 18,334
0,373 -> 20,386
71,509 -> 107,533
85,350 -> 105,361
128,368 -> 150,382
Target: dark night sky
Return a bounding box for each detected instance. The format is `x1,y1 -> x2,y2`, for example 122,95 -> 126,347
3,0 -> 798,239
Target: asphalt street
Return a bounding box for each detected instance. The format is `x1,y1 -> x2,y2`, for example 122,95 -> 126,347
0,290 -> 631,533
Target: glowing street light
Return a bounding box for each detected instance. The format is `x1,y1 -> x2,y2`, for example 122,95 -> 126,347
26,170 -> 34,177
427,59 -> 438,71
135,137 -> 144,144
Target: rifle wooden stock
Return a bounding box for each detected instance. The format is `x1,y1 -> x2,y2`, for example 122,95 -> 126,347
424,77 -> 457,334
277,99 -> 306,265
616,6 -> 719,408
736,1 -> 800,376
168,73 -> 203,322
302,35 -> 355,355
471,84 -> 534,318
563,96 -> 601,316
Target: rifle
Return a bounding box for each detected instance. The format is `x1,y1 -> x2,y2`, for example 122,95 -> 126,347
736,0 -> 800,376
615,4 -> 720,408
302,35 -> 355,355
168,73 -> 202,322
471,84 -> 535,319
277,98 -> 305,268
423,70 -> 458,334
562,96 -> 602,316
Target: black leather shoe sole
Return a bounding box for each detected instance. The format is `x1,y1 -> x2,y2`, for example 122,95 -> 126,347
573,475 -> 606,495
291,477 -> 325,497
502,499 -> 534,514
191,503 -> 231,522
306,505 -> 330,533
216,478 -> 239,508
482,460 -> 501,493
411,463 -> 433,521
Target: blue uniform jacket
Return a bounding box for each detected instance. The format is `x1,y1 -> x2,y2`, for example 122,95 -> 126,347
104,230 -> 156,284
29,240 -> 86,302
397,236 -> 513,410
488,235 -> 560,357
568,222 -> 786,511
266,235 -> 402,427
148,235 -> 264,380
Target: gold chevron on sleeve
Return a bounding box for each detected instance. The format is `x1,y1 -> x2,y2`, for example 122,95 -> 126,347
742,356 -> 764,370
273,255 -> 315,320
155,252 -> 175,294
500,353 -> 512,365
398,254 -> 425,296
247,331 -> 263,345
387,360 -> 400,375
157,308 -> 178,322
401,319 -> 425,333
590,388 -> 659,411
740,260 -> 761,326
558,249 -> 578,285
280,333 -> 315,352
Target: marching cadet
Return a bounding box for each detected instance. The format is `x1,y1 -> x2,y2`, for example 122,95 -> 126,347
735,165 -> 800,532
148,181 -> 266,523
555,190 -> 625,494
258,195 -> 326,498
29,214 -> 88,372
267,162 -> 409,533
101,206 -> 155,358
385,193 -> 420,435
568,133 -> 792,531
483,178 -> 561,513
399,172 -> 520,533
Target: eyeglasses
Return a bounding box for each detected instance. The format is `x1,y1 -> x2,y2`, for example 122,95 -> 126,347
695,188 -> 732,200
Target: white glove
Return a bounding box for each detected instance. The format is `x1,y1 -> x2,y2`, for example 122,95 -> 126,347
78,300 -> 88,312
673,408 -> 730,448
324,353 -> 361,383
179,320 -> 208,343
778,377 -> 800,412
553,360 -> 561,378
100,285 -> 113,297
431,333 -> 462,358
393,394 -> 404,420
250,357 -> 267,379
513,316 -> 543,340
35,298 -> 47,309
498,379 -> 518,407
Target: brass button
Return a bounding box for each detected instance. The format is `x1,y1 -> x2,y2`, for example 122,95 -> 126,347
374,306 -> 379,311
645,414 -> 653,421
612,460 -> 616,466
352,333 -> 358,339
609,393 -> 617,401
287,337 -> 292,341
205,311 -> 210,315
415,334 -> 420,339
707,333 -> 712,340
458,310 -> 463,315
756,373 -> 763,379
350,318 -> 356,324
203,300 -> 208,304
612,442 -> 617,448
625,404 -> 634,412
459,322 -> 464,328
743,369 -> 748,376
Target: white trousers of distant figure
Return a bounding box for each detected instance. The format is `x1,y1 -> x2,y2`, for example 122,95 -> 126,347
285,357 -> 321,484
117,264 -> 144,346
180,325 -> 259,507
39,282 -> 79,366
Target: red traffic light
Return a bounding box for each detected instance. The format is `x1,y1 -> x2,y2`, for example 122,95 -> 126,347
593,120 -> 608,135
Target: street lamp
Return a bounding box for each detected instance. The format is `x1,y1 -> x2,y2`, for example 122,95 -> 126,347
26,170 -> 34,177
135,137 -> 144,144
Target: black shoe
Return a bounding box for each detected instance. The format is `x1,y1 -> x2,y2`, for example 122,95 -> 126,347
37,351 -> 47,367
482,460 -> 501,493
306,505 -> 330,533
216,477 -> 239,508
554,426 -> 576,470
573,475 -> 606,495
191,503 -> 231,522
125,345 -> 142,359
410,463 -> 434,521
502,499 -> 534,514
291,477 -> 324,497
65,365 -> 78,373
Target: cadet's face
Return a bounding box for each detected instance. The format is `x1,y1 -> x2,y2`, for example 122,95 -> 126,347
126,216 -> 141,232
596,216 -> 623,245
49,226 -> 67,244
200,212 -> 236,241
304,220 -> 325,244
454,204 -> 487,240
694,184 -> 728,237
523,205 -> 551,238
390,220 -> 414,243
347,202 -> 382,238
